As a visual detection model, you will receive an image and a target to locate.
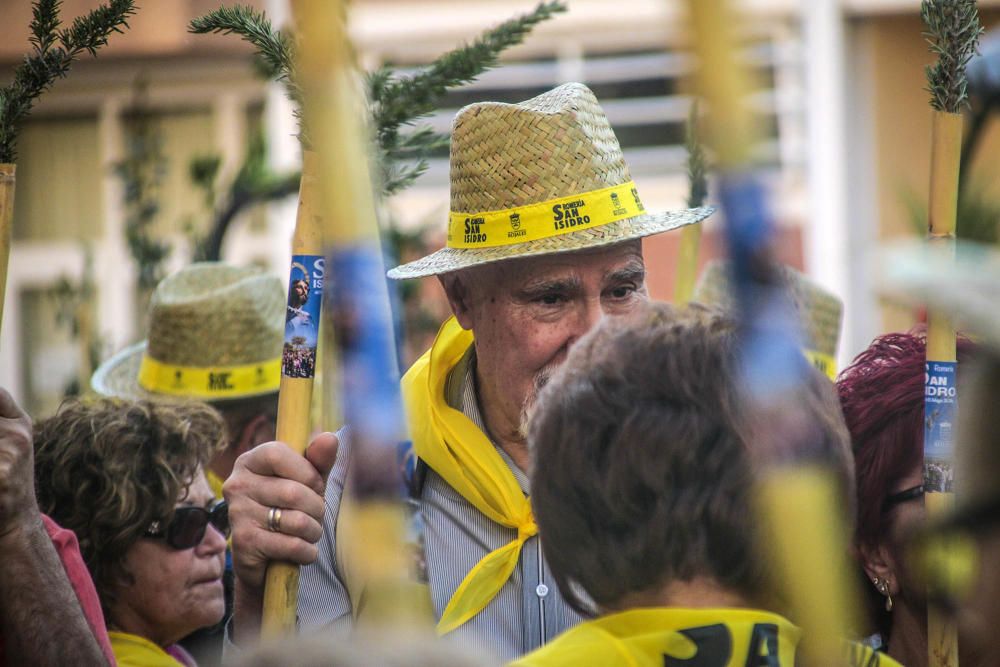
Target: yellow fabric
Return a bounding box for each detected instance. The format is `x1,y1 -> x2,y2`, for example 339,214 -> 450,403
803,349 -> 837,381
401,316 -> 537,635
509,607 -> 801,667
447,181 -> 644,248
138,354 -> 281,399
109,632 -> 184,667
206,469 -> 225,501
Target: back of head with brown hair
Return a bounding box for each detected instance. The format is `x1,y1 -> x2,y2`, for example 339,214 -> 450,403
528,301 -> 853,615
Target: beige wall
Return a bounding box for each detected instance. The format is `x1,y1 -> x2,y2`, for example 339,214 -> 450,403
0,0 -> 263,62
858,9 -> 1000,333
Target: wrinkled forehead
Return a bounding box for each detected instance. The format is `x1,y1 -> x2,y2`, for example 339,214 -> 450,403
464,239 -> 645,289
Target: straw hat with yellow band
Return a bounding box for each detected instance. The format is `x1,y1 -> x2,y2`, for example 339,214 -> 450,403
92,262 -> 284,402
92,263 -> 284,497
393,83 -> 713,636
693,260 -> 844,380
387,82 -> 713,279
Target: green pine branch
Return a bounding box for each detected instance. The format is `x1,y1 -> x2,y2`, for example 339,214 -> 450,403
371,1 -> 567,146
0,0 -> 135,163
188,5 -> 305,143
921,0 -> 983,113
189,1 -> 564,200
685,101 -> 708,208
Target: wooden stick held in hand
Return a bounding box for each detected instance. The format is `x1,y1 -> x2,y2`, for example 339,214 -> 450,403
261,151 -> 324,638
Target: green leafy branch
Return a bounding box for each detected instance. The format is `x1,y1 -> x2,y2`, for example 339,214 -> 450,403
188,5 -> 304,138
921,0 -> 983,113
0,0 -> 136,163
188,1 -> 565,196
370,2 -> 567,148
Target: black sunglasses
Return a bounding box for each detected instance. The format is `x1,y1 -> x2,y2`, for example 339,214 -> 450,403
883,484 -> 925,511
145,500 -> 230,550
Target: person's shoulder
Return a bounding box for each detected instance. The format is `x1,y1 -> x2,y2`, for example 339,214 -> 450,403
508,620 -> 627,667
109,632 -> 186,667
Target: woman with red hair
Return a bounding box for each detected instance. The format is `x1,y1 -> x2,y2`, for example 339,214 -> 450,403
837,332 -> 975,666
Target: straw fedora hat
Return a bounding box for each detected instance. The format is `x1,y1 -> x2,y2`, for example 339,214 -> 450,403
387,82 -> 714,279
694,260 -> 843,378
91,262 -> 284,402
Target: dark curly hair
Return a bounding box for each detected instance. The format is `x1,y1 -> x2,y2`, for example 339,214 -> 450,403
33,398 -> 225,617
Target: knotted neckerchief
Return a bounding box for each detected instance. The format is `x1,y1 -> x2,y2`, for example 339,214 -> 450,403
401,316 -> 537,635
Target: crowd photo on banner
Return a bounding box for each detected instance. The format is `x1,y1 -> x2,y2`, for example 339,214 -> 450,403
3,1 -> 1000,666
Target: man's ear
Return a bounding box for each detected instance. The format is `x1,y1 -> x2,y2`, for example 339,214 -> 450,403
235,413 -> 275,457
859,542 -> 899,595
438,271 -> 475,330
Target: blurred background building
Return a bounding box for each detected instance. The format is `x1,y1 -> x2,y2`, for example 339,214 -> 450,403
3,0 -> 1000,414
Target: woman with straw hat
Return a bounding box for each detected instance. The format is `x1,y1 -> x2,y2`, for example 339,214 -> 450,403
224,82 -> 713,660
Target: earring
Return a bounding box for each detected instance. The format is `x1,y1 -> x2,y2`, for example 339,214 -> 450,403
872,577 -> 894,612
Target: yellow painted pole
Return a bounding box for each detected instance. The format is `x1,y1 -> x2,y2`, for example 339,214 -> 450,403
0,164 -> 15,332
265,0 -> 427,634
674,224 -> 701,304
925,109 -> 962,667
261,150 -> 324,638
683,2 -> 857,664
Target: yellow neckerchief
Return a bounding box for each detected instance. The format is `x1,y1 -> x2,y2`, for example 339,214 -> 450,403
401,316 -> 537,635
206,469 -> 225,501
509,607 -> 801,667
108,631 -> 184,667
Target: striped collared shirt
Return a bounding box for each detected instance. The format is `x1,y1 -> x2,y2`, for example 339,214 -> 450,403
298,349 -> 583,661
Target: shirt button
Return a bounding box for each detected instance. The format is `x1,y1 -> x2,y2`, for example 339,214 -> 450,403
536,584 -> 549,598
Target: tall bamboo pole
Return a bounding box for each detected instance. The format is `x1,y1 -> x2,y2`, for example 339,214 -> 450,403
0,165 -> 14,332
261,0 -> 425,635
683,1 -> 857,663
920,3 -> 981,664
925,106 -> 961,667
261,150 -> 324,638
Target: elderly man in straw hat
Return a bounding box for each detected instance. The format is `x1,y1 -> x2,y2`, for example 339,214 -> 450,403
223,83 -> 713,659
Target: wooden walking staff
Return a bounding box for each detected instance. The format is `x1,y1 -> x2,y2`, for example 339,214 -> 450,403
296,0 -> 425,625
261,150 -> 324,637
683,1 -> 858,663
261,0 -> 426,634
920,2 -> 981,665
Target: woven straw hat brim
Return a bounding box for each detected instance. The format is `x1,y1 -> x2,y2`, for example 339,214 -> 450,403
693,259 -> 844,358
90,340 -> 280,402
91,341 -> 168,401
388,206 -> 714,280
89,262 -> 284,403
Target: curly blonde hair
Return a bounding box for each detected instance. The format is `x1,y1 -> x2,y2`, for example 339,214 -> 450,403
33,398 -> 225,615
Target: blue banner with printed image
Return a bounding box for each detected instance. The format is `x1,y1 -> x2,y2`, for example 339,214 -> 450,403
924,360 -> 957,492
283,254 -> 324,379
